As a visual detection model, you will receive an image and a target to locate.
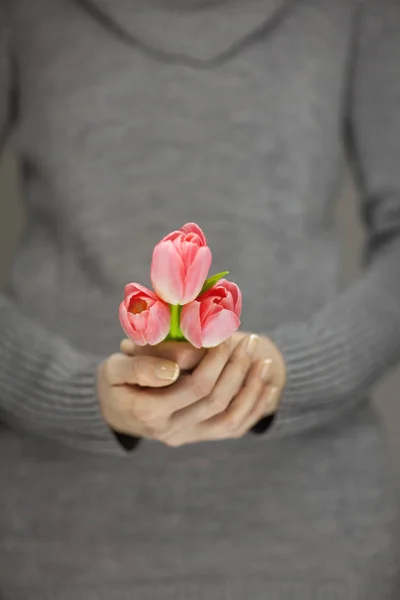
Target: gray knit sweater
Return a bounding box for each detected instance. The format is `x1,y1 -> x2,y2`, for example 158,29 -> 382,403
1,0 -> 400,598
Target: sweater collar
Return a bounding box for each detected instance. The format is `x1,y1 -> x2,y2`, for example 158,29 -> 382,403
75,0 -> 296,64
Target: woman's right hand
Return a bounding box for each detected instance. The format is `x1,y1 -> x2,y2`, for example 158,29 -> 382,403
97,340 -> 205,439
97,351 -> 180,439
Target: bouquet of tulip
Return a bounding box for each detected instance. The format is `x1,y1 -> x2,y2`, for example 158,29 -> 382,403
119,223 -> 242,348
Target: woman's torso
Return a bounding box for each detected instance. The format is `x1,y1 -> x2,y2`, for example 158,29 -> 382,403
7,0 -> 352,352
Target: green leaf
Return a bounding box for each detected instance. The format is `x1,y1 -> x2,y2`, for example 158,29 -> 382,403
200,271 -> 229,294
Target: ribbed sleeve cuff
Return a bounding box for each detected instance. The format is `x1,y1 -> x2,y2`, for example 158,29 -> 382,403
0,297 -> 136,455
261,267 -> 400,438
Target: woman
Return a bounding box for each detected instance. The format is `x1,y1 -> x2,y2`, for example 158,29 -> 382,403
0,0 -> 400,598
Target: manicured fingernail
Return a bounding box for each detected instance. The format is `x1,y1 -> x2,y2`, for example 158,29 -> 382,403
265,386 -> 279,411
246,334 -> 259,356
156,362 -> 179,381
260,359 -> 272,382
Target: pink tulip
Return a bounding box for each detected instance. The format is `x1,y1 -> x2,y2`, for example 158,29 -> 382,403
180,279 -> 242,348
119,283 -> 171,346
151,222 -> 212,305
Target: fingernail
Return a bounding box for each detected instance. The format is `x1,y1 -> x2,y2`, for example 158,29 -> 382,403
246,334 -> 259,356
265,386 -> 279,412
156,362 -> 179,381
260,359 -> 272,382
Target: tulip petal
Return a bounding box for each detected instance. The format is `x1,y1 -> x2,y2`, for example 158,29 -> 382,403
129,330 -> 148,346
132,310 -> 149,332
144,301 -> 171,345
181,245 -> 212,304
216,279 -> 242,317
180,222 -> 207,245
119,302 -> 132,336
124,282 -> 157,301
181,241 -> 199,271
234,286 -> 243,317
201,310 -> 240,348
199,295 -> 220,322
163,230 -> 182,243
118,303 -> 147,345
180,301 -> 203,348
151,241 -> 185,304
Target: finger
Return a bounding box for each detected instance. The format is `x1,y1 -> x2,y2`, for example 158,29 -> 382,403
151,337 -> 234,411
169,335 -> 261,429
166,382 -> 273,447
165,367 -> 281,446
120,339 -> 136,355
120,338 -> 206,371
164,357 -> 273,445
235,383 -> 281,437
106,353 -> 180,388
195,357 -> 270,438
109,338 -> 235,442
217,357 -> 272,429
267,346 -> 286,393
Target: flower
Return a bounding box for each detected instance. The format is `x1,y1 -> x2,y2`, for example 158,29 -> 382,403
150,222 -> 212,305
180,279 -> 242,348
119,283 -> 171,346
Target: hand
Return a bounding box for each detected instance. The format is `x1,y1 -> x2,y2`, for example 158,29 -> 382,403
97,351 -> 181,439
119,332 -> 286,446
98,338 -> 256,441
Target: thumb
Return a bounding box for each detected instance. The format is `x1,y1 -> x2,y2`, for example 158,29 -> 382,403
106,353 -> 180,388
120,338 -> 206,371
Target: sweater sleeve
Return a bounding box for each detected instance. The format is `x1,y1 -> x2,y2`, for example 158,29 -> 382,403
264,0 -> 400,438
0,14 -> 130,455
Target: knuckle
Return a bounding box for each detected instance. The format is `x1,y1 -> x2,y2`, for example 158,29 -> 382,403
154,422 -> 174,438
206,392 -> 229,413
144,420 -> 169,439
224,411 -> 242,432
231,428 -> 246,439
189,373 -> 213,399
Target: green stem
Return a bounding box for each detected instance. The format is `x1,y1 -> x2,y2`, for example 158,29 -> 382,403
169,304 -> 181,340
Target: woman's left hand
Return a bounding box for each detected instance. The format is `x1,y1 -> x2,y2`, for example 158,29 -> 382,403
120,332 -> 286,445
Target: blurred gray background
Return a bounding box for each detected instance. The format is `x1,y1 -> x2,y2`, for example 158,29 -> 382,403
1,148 -> 399,475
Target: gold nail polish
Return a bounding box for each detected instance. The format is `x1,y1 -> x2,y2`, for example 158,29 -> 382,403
156,362 -> 180,381
245,334 -> 259,356
260,359 -> 272,382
